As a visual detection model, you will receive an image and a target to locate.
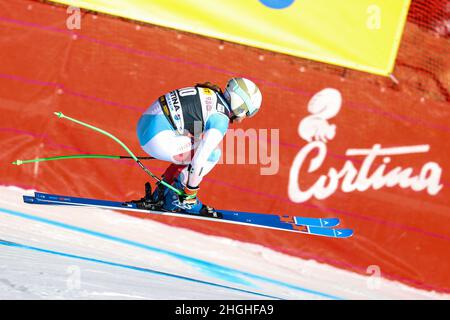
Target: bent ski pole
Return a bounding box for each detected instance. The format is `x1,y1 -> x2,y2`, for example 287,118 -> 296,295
49,112 -> 183,196
13,154 -> 154,166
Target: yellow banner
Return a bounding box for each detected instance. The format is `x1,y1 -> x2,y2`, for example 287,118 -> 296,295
53,0 -> 411,75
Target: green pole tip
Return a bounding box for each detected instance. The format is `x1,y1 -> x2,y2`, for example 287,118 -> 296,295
54,112 -> 64,118
12,160 -> 22,166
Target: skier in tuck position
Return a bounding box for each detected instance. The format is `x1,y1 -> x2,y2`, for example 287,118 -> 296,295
135,78 -> 262,218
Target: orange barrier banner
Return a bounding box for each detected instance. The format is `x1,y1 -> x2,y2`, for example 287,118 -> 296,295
1,1 -> 449,294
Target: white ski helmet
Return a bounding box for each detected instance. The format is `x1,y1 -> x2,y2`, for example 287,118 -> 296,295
223,78 -> 262,119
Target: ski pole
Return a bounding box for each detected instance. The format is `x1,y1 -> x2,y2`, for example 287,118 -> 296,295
12,154 -> 154,166
48,112 -> 184,196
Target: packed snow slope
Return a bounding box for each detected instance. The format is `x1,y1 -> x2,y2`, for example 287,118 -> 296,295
0,186 -> 447,300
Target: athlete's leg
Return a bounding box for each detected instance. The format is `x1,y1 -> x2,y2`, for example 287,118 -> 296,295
136,101 -> 221,213
177,148 -> 221,186
137,100 -> 194,163
137,100 -> 197,209
145,143 -> 221,213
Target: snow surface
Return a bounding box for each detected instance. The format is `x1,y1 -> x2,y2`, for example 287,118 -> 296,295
0,186 -> 448,300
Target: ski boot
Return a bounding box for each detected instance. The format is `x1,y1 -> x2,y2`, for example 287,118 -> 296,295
129,164 -> 185,210
198,204 -> 222,219
128,182 -> 161,210
160,174 -> 222,219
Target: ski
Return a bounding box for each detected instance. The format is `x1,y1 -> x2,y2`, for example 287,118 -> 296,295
23,192 -> 353,238
26,193 -> 340,228
27,193 -> 341,229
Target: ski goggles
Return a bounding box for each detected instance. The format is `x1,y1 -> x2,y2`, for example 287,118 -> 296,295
230,81 -> 258,118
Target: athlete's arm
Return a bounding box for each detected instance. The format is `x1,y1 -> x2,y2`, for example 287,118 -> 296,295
186,113 -> 229,188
